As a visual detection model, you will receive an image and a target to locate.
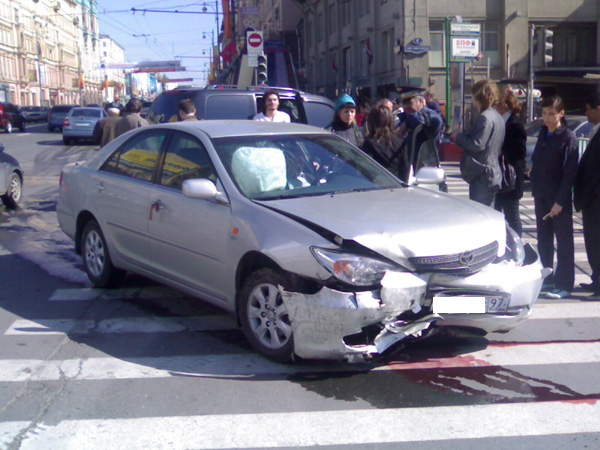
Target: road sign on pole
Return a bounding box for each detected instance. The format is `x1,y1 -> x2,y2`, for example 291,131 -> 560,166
247,31 -> 263,55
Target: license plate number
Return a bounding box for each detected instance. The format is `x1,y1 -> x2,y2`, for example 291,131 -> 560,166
432,295 -> 509,314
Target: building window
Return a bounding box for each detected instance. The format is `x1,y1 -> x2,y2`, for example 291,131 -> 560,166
553,25 -> 596,67
358,2 -> 370,16
381,29 -> 393,72
316,13 -> 323,41
360,40 -> 371,77
328,3 -> 336,34
429,22 -> 445,67
343,46 -> 351,81
474,22 -> 499,67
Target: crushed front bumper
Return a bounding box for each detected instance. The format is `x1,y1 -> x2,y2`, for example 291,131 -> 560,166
281,244 -> 546,362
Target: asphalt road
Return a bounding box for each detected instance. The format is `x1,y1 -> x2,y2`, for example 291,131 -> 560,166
0,126 -> 598,449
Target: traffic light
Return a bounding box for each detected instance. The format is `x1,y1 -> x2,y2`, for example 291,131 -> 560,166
257,53 -> 268,85
543,28 -> 553,67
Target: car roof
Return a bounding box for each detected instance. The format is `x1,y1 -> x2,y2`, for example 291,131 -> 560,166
151,120 -> 331,139
160,86 -> 334,104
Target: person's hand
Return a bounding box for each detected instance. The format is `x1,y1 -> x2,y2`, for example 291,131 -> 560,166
549,203 -> 563,218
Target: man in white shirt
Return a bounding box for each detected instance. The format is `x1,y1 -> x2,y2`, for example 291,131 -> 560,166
253,89 -> 291,122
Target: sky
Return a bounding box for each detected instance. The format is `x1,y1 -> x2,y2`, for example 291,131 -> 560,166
97,1 -> 222,86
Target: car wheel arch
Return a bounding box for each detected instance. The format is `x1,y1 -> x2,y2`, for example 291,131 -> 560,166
75,210 -> 98,254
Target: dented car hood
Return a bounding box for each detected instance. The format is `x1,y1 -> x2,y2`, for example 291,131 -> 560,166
260,187 -> 506,263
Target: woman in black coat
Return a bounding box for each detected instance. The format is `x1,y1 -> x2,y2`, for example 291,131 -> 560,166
494,90 -> 527,236
360,103 -> 409,182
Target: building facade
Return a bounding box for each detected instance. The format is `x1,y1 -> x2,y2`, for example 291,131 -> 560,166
99,34 -> 125,104
296,0 -> 599,117
0,0 -> 105,106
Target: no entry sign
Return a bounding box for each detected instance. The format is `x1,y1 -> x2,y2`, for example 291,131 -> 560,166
247,31 -> 264,56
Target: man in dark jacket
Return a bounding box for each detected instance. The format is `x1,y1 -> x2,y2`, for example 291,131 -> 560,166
574,94 -> 600,300
115,98 -> 149,137
92,104 -> 121,147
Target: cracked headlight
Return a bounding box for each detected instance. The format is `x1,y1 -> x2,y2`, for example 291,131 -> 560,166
505,226 -> 525,266
311,247 -> 400,286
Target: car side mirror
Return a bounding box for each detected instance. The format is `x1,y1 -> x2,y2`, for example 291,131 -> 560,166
182,178 -> 229,204
414,167 -> 445,185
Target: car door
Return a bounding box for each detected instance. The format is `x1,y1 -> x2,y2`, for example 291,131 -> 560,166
147,131 -> 232,304
90,129 -> 167,269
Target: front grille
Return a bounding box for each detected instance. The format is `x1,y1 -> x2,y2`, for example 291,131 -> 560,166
409,241 -> 498,275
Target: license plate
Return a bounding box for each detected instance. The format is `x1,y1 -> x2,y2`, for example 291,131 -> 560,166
75,123 -> 91,126
432,296 -> 509,314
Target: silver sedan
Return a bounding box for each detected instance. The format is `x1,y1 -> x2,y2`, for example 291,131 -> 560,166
57,121 -> 547,362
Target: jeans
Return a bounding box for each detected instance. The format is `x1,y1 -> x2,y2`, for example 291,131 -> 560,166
495,196 -> 522,236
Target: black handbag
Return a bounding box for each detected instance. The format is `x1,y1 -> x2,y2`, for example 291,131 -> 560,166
498,154 -> 517,193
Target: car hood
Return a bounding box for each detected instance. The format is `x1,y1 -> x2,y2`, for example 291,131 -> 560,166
259,187 -> 506,263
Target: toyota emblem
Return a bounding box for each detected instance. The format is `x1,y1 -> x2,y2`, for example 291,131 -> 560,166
459,251 -> 475,266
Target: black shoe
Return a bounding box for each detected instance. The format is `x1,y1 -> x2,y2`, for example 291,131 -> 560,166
580,282 -> 599,291
581,292 -> 600,302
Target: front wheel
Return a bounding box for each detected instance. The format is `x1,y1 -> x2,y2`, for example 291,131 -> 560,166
239,268 -> 294,363
1,173 -> 22,208
81,220 -> 125,287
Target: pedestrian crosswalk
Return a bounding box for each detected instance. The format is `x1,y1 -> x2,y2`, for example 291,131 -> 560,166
1,281 -> 599,448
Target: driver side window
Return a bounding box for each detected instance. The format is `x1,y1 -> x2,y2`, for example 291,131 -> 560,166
159,133 -> 217,190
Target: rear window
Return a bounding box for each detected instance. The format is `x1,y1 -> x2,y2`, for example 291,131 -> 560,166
203,94 -> 256,120
304,101 -> 335,128
51,106 -> 74,113
71,109 -> 102,118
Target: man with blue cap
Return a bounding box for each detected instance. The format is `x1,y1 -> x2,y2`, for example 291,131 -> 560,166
325,93 -> 363,147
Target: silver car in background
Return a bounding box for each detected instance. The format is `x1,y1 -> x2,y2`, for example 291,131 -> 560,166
57,121 -> 546,363
62,107 -> 106,145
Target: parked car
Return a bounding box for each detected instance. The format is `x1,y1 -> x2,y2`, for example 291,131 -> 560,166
62,107 -> 107,145
0,143 -> 23,208
57,121 -> 546,363
140,101 -> 153,118
525,115 -> 594,171
48,105 -> 78,132
21,106 -> 47,122
0,103 -> 26,133
146,86 -> 335,128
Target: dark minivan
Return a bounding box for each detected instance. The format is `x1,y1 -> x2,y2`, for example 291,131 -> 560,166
146,86 -> 335,128
48,105 -> 79,131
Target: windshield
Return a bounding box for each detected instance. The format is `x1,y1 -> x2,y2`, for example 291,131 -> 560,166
525,117 -> 587,137
212,134 -> 402,200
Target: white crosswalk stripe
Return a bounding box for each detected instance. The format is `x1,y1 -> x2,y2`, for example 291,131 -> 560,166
8,401 -> 600,450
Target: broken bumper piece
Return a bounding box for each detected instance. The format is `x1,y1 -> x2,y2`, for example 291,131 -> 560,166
281,272 -> 439,362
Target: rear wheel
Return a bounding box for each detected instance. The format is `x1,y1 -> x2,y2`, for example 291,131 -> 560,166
1,173 -> 22,208
48,125 -> 54,132
19,121 -> 25,132
63,136 -> 73,145
81,220 -> 125,287
239,268 -> 294,363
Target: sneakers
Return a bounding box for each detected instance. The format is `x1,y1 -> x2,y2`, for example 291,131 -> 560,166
545,289 -> 571,299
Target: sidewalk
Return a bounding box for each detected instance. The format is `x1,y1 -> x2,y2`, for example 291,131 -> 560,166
442,162 -> 593,300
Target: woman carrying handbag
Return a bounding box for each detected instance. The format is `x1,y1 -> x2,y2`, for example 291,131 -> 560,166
494,90 -> 527,236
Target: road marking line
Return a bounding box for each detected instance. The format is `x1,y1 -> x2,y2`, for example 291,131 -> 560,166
49,287 -> 187,301
9,401 -> 600,449
5,300 -> 599,337
5,315 -> 238,336
0,342 -> 598,381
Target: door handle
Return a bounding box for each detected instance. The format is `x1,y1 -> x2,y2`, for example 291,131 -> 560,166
149,200 -> 163,220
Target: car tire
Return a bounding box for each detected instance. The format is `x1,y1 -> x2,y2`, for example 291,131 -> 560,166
48,125 -> 54,132
81,220 -> 125,288
19,122 -> 25,132
1,173 -> 22,209
63,137 -> 72,145
239,268 -> 294,363
5,122 -> 12,134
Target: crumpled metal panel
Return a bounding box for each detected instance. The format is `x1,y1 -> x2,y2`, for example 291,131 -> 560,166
281,271 -> 430,361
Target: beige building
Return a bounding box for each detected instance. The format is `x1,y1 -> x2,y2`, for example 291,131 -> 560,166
0,0 -> 104,106
99,34 -> 125,104
293,0 -> 599,116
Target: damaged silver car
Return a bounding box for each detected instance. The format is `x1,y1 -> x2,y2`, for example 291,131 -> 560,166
57,121 -> 547,363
